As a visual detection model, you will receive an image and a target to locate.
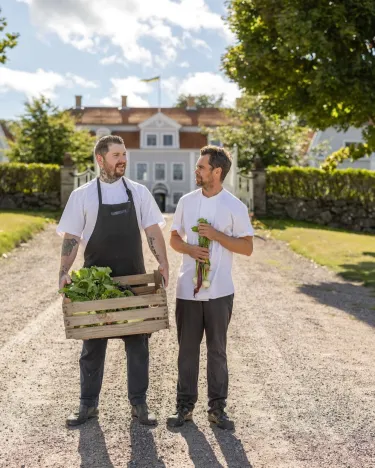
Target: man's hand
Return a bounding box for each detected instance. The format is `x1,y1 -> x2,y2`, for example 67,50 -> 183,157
158,262 -> 169,288
59,271 -> 71,294
198,223 -> 219,241
188,245 -> 210,262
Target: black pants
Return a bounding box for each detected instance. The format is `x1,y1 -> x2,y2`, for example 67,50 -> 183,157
176,294 -> 234,411
80,334 -> 149,407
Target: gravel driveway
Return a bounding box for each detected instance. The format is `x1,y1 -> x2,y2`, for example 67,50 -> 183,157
0,217 -> 374,468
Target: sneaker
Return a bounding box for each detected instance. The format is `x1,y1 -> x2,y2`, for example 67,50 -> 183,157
131,403 -> 157,426
208,408 -> 234,430
167,406 -> 193,428
66,405 -> 99,427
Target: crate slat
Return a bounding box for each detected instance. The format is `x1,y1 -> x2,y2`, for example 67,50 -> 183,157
132,285 -> 155,295
64,306 -> 168,328
63,292 -> 167,316
66,319 -> 169,340
113,273 -> 155,286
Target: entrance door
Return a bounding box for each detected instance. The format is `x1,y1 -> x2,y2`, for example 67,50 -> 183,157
154,193 -> 166,212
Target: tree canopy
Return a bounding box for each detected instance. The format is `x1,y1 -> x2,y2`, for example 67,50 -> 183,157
210,94 -> 311,170
0,8 -> 19,64
175,94 -> 224,108
8,96 -> 96,168
223,0 -> 375,168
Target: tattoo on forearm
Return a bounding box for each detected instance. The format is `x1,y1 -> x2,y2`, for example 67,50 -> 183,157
61,238 -> 78,256
147,235 -> 160,261
59,265 -> 68,278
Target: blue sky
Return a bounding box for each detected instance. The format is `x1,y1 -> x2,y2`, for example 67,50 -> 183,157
0,0 -> 241,120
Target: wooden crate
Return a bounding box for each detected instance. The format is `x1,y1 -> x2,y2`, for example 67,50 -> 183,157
62,270 -> 169,340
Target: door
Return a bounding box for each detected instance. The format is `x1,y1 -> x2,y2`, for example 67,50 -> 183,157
154,193 -> 166,212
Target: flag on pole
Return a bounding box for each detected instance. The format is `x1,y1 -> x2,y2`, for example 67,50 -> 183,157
140,76 -> 160,83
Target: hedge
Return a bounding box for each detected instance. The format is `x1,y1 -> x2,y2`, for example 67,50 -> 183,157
266,167 -> 375,206
0,163 -> 60,194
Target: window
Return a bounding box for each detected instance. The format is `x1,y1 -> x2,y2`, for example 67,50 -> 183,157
163,134 -> 173,146
173,163 -> 184,181
155,163 -> 166,181
136,163 -> 148,181
146,134 -> 157,146
173,192 -> 184,205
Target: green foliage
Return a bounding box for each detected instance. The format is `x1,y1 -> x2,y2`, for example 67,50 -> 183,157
267,167 -> 375,206
0,8 -> 19,64
223,0 -> 375,165
0,162 -> 60,194
175,94 -> 224,108
59,266 -> 133,302
210,94 -> 311,169
7,96 -> 96,168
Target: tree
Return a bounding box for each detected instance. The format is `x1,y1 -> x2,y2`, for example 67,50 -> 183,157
209,94 -> 310,170
175,94 -> 224,108
0,8 -> 19,64
8,96 -> 96,168
223,0 -> 375,169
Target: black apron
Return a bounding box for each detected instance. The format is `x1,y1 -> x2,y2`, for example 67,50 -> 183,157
84,177 -> 146,277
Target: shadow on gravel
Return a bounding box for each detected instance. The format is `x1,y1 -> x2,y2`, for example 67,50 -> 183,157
168,422 -> 223,467
298,282 -> 375,328
211,425 -> 253,468
77,419 -> 114,468
128,420 -> 165,468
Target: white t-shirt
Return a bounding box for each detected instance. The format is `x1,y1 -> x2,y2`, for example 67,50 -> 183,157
57,177 -> 165,252
171,188 -> 254,301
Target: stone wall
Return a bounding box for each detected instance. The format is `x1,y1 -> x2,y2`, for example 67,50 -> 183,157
267,195 -> 375,232
0,192 -> 60,211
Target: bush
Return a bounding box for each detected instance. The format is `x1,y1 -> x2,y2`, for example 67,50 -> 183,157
0,163 -> 60,194
266,167 -> 375,207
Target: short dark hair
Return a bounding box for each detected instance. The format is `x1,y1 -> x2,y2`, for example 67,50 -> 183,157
200,145 -> 232,181
94,135 -> 124,157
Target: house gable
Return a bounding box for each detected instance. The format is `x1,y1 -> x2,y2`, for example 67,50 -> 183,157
138,112 -> 181,149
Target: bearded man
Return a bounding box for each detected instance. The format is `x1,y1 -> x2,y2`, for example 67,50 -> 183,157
57,135 -> 169,427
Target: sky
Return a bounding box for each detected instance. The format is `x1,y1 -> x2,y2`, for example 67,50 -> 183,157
0,0 -> 241,120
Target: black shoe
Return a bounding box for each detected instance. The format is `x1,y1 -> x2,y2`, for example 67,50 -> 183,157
208,408 -> 234,430
131,403 -> 157,426
66,405 -> 99,427
167,406 -> 193,428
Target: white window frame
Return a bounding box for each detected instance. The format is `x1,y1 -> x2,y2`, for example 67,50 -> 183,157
162,133 -> 174,148
172,162 -> 185,182
145,133 -> 158,147
154,162 -> 167,182
172,191 -> 184,206
136,162 -> 149,182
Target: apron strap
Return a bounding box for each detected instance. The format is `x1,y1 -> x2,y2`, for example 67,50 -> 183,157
96,177 -> 103,206
122,177 -> 134,203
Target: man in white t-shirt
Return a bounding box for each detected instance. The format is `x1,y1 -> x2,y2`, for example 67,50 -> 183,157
167,145 -> 254,430
57,135 -> 169,427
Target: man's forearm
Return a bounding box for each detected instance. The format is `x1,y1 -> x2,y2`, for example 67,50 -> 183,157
59,233 -> 80,278
215,232 -> 253,256
170,234 -> 192,255
145,225 -> 168,266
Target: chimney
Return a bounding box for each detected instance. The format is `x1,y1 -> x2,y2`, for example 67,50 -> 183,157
186,96 -> 196,110
75,95 -> 82,109
121,95 -> 128,108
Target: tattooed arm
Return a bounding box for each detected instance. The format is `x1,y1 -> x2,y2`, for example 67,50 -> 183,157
144,224 -> 169,287
59,233 -> 80,290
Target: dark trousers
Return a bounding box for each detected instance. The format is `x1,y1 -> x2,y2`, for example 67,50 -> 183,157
80,334 -> 149,407
176,294 -> 234,411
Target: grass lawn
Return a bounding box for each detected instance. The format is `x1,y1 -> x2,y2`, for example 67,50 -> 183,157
257,218 -> 375,289
0,210 -> 60,256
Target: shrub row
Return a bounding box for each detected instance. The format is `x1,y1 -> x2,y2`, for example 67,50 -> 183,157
0,163 -> 60,194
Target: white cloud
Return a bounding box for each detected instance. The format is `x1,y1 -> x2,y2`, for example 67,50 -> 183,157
0,67 -> 99,99
163,72 -> 241,106
24,0 -> 231,67
179,61 -> 190,68
101,76 -> 152,107
99,55 -> 125,66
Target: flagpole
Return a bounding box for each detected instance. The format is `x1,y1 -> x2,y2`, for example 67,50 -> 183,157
158,77 -> 161,113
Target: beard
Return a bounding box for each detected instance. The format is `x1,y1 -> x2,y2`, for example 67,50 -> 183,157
101,161 -> 127,183
195,174 -> 213,189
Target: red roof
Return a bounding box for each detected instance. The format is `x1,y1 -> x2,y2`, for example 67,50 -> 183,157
70,107 -> 230,127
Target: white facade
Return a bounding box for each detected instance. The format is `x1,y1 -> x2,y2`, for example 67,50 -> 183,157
308,127 -> 375,170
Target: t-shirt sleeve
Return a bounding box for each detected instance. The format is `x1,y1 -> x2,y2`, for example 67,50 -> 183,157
56,190 -> 85,238
232,202 -> 255,238
140,186 -> 166,230
170,198 -> 185,238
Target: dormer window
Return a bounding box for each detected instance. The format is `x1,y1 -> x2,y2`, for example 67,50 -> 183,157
163,134 -> 173,147
146,134 -> 157,146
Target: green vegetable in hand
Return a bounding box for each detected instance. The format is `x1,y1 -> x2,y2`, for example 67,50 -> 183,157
191,218 -> 211,296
